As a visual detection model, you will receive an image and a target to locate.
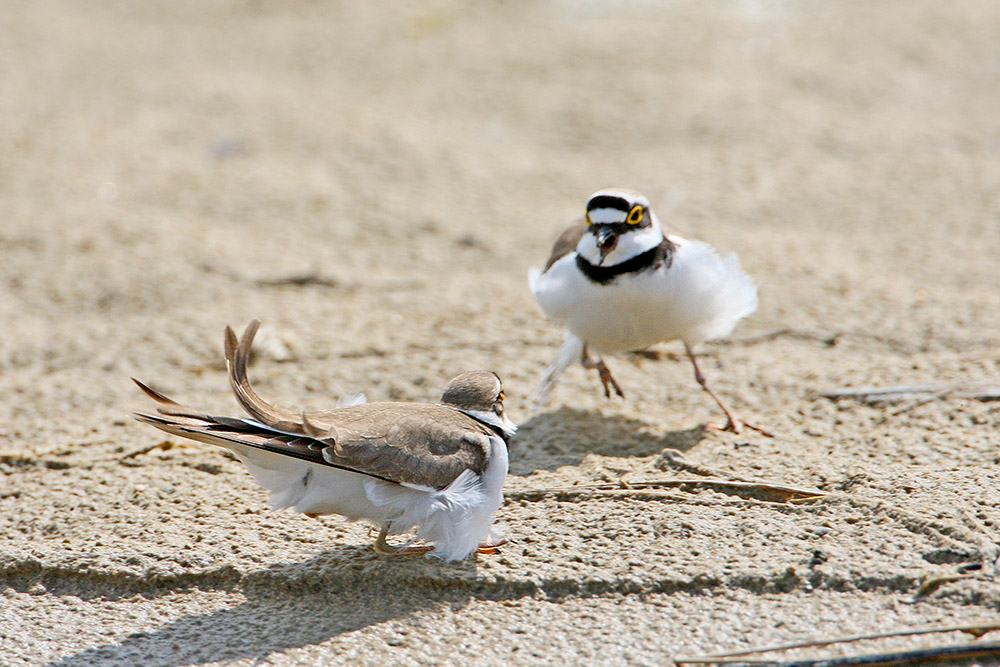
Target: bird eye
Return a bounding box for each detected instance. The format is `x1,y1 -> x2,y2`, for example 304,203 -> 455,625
498,390 -> 505,403
627,205 -> 644,225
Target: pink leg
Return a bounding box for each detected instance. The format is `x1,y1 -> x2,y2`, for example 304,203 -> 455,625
685,344 -> 773,437
582,344 -> 624,398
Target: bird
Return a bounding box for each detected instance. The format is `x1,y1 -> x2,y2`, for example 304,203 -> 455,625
132,320 -> 517,562
529,188 -> 769,436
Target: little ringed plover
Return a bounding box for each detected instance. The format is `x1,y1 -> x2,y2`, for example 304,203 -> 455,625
133,320 -> 516,561
529,188 -> 769,436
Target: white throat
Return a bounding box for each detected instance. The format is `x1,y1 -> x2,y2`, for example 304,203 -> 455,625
444,406 -> 518,440
577,212 -> 665,267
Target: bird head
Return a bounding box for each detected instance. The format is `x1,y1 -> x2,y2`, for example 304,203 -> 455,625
440,371 -> 517,439
581,189 -> 662,266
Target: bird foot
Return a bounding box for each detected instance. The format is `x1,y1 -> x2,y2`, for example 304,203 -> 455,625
372,539 -> 435,557
596,362 -> 625,399
706,417 -> 775,438
476,538 -> 508,555
372,537 -> 507,557
583,358 -> 624,399
371,527 -> 436,557
581,345 -> 625,399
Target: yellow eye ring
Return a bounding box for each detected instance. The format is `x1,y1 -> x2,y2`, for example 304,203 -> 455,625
626,205 -> 644,225
498,390 -> 505,402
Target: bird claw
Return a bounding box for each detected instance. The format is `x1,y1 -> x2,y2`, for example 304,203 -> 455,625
372,528 -> 434,557
581,345 -> 625,399
476,538 -> 508,555
706,417 -> 775,438
372,540 -> 434,557
372,533 -> 508,558
583,355 -> 625,399
596,362 -> 625,399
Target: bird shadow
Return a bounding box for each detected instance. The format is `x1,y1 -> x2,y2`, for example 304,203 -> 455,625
508,406 -> 707,477
45,548 -> 519,667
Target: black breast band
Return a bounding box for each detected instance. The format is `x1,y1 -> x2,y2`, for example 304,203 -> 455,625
576,239 -> 674,285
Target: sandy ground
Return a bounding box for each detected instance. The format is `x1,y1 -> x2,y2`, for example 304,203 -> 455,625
3,1 -> 1000,665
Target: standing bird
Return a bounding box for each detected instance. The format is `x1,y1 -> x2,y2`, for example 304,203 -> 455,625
132,320 -> 516,562
529,189 -> 768,435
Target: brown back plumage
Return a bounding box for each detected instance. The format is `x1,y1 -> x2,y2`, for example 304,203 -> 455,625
133,321 -> 506,489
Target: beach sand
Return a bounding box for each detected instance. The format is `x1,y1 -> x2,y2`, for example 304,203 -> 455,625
2,1 -> 999,664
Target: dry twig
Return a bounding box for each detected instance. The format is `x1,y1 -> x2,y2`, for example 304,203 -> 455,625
818,383 -> 1000,406
674,619 -> 1000,666
505,478 -> 827,504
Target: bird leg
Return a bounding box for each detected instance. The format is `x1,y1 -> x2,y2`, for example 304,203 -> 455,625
528,333 -> 585,408
582,345 -> 625,399
372,527 -> 507,557
684,344 -> 773,437
372,527 -> 434,557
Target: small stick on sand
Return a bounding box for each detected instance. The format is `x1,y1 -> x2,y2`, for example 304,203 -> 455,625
818,383 -> 1000,405
505,478 -> 827,504
674,619 -> 1000,666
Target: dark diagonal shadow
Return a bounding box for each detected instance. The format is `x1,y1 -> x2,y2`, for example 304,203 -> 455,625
508,407 -> 706,476
46,548 -> 524,667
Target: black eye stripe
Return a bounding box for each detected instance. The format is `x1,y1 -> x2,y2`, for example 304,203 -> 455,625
590,222 -> 640,235
587,195 -> 630,212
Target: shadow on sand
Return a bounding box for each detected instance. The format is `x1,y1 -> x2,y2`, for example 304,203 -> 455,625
509,406 -> 706,476
49,411 -> 706,666
45,547 -> 526,667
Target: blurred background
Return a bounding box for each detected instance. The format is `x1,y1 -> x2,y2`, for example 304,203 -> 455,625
1,0 -> 997,455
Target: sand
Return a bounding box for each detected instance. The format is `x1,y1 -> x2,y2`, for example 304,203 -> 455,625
2,1 -> 1000,665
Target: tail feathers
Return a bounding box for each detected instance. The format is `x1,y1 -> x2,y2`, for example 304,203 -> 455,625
224,320 -> 303,429
132,410 -> 240,451
131,384 -> 381,491
131,378 -> 212,421
132,377 -> 274,432
690,251 -> 758,344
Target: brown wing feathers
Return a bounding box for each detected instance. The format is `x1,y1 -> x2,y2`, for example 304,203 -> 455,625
132,321 -> 496,490
542,219 -> 587,272
131,375 -> 397,483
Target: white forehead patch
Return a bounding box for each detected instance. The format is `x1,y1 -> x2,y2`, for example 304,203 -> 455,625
588,207 -> 627,224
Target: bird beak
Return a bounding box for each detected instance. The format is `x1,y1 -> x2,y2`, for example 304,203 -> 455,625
595,227 -> 618,264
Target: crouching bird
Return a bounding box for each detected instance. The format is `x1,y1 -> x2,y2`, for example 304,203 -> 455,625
132,320 -> 516,561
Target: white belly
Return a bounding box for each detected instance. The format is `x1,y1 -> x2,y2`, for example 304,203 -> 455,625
226,442 -> 394,521
224,437 -> 509,561
530,236 -> 758,353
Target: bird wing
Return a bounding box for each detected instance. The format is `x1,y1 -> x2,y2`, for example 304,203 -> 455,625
132,379 -> 493,490
324,403 -> 494,490
541,218 -> 587,272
